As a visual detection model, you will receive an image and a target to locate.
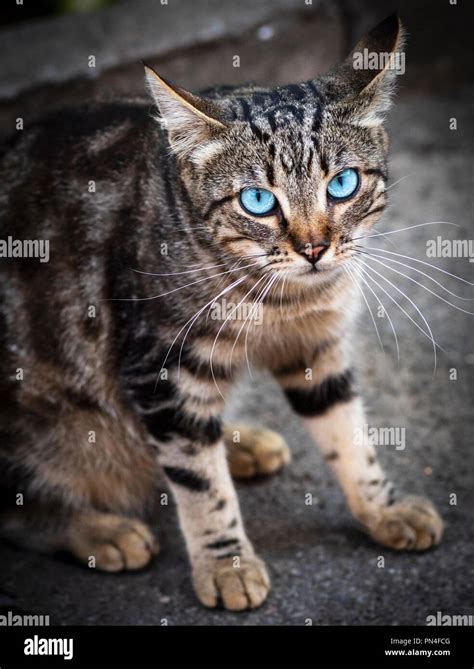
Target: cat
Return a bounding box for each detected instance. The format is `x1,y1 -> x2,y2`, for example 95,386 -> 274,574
0,14 -> 443,611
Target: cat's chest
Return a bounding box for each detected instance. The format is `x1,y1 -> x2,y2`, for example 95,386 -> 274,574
181,274 -> 355,377
206,303 -> 345,374
253,308 -> 343,368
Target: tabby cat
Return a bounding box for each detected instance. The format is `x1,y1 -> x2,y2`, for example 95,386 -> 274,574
0,15 -> 443,611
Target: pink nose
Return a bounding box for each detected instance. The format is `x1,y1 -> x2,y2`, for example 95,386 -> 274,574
309,245 -> 327,258
296,241 -> 329,265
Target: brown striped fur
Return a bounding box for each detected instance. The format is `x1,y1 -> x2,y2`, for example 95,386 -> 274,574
0,16 -> 442,610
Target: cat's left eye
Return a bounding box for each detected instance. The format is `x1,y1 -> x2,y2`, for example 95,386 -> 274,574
239,188 -> 277,216
327,168 -> 359,201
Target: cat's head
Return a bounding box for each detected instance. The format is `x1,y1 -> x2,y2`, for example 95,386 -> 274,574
145,14 -> 404,282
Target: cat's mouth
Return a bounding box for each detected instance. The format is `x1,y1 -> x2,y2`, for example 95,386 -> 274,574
263,247 -> 348,277
263,260 -> 339,281
260,250 -> 354,283
247,241 -> 354,282
301,263 -> 330,274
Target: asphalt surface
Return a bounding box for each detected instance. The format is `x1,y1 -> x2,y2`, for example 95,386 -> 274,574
0,1 -> 473,625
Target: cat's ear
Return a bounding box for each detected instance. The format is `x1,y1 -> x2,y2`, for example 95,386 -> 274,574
144,65 -> 227,159
323,14 -> 405,127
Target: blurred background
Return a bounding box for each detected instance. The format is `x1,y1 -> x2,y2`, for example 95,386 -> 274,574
1,0 -> 473,135
0,0 -> 473,625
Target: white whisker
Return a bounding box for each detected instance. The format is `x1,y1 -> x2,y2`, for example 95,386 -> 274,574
229,274 -> 273,372
384,174 -> 411,192
354,257 -> 442,378
279,270 -> 289,320
244,274 -> 278,379
156,273 -> 250,388
360,245 -> 473,285
209,273 -> 270,401
345,265 -> 384,353
356,250 -> 474,311
353,221 -> 461,242
131,262 -> 228,277
348,261 -> 400,363
108,261 -> 260,302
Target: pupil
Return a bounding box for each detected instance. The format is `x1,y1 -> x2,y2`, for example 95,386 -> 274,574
256,190 -> 261,202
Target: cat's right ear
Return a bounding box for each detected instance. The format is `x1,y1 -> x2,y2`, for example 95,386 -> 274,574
144,65 -> 227,160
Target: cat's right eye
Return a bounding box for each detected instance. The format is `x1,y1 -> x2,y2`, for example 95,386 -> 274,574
239,187 -> 278,217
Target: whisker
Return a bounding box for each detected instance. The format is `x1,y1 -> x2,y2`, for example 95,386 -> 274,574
384,174 -> 411,192
359,245 -> 473,285
131,263 -> 228,278
209,273 -> 270,400
345,265 -> 384,353
348,261 -> 400,363
210,254 -> 270,298
356,248 -> 474,304
244,273 -> 278,379
279,270 -> 289,320
353,262 -> 433,361
178,262 -> 270,379
107,261 -> 260,302
156,273 -> 250,389
229,273 -> 274,371
353,221 -> 461,242
354,257 -> 442,378
362,225 -> 397,249
175,262 -> 273,388
132,253 -> 268,278
210,257 -> 245,301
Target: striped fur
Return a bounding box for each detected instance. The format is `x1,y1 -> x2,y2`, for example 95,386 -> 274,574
0,16 -> 442,611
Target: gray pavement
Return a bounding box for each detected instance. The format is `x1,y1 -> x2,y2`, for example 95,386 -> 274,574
0,0 -> 473,625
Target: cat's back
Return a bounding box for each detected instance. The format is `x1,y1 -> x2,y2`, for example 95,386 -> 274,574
0,98 -> 165,301
0,99 -> 165,380
0,98 -> 163,240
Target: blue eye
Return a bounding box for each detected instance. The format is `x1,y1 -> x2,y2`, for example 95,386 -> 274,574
327,168 -> 359,200
239,187 -> 277,216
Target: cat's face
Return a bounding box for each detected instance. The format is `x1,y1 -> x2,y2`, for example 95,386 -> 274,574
146,15 -> 403,284
180,106 -> 388,282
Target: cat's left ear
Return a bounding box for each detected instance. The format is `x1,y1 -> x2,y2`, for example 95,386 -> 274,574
323,14 -> 406,127
144,65 -> 227,159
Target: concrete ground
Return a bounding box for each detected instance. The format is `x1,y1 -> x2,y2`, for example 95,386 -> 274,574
0,0 -> 473,625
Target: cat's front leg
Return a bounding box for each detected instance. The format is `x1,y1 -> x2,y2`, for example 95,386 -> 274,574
130,371 -> 269,611
274,342 -> 443,551
161,438 -> 269,610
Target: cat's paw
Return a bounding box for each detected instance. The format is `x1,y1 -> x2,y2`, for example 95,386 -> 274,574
368,497 -> 443,551
67,513 -> 160,572
224,424 -> 290,479
192,555 -> 270,610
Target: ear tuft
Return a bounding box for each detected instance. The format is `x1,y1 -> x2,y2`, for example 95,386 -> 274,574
144,65 -> 226,159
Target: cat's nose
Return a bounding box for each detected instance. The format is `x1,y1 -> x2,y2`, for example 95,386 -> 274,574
296,240 -> 329,265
